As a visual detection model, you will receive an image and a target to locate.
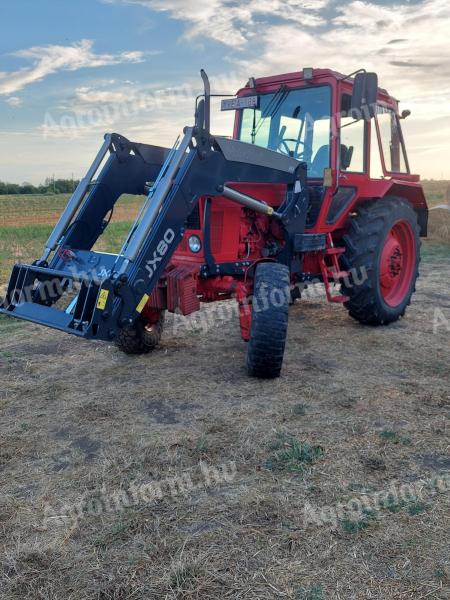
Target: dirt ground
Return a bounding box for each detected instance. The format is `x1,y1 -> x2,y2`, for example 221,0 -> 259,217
0,238 -> 449,600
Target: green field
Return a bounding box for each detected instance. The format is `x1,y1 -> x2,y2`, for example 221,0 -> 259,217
0,222 -> 136,280
0,193 -> 144,280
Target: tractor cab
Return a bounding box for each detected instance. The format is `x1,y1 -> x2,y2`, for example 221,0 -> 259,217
228,68 -> 426,235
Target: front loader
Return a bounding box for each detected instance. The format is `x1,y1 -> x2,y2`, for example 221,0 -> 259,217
0,68 -> 428,377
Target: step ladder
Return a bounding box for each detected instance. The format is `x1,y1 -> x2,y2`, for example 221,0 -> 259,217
319,234 -> 350,304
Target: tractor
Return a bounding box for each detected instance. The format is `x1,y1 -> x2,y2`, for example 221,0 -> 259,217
0,68 -> 427,377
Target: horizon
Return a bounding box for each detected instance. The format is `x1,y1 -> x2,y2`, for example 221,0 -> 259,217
1,0 -> 449,184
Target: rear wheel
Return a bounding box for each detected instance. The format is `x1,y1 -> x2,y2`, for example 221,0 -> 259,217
341,197 -> 420,325
116,312 -> 165,354
247,262 -> 290,378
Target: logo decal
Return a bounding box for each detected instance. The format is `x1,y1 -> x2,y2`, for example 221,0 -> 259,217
145,228 -> 175,280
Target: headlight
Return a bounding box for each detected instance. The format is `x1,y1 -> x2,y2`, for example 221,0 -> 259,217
188,235 -> 202,253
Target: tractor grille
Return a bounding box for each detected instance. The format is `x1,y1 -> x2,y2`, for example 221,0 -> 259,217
211,211 -> 224,254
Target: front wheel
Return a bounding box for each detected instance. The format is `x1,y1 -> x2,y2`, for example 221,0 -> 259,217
247,262 -> 290,378
341,197 -> 420,325
115,312 -> 165,355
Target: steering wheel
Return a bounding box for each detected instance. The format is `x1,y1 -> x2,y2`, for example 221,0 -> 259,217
278,138 -> 305,159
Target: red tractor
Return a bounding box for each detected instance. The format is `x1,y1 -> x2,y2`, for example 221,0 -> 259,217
1,68 -> 427,378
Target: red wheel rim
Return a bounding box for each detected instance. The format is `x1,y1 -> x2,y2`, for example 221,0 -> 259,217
379,220 -> 416,307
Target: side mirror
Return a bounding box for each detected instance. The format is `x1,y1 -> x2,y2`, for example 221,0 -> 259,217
351,72 -> 378,120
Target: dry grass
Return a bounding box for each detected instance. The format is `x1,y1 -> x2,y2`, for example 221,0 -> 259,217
428,208 -> 450,244
0,188 -> 449,598
0,250 -> 449,599
0,193 -> 144,227
421,180 -> 450,208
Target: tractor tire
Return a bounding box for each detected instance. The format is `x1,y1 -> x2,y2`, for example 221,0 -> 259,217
115,312 -> 165,355
341,197 -> 420,325
247,262 -> 290,378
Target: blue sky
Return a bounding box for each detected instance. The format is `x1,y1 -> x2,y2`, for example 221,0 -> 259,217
0,0 -> 448,183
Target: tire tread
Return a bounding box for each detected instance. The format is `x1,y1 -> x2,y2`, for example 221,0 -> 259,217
247,262 -> 290,378
341,197 -> 421,325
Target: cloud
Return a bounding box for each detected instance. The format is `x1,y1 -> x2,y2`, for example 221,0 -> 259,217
104,0 -> 450,115
5,96 -> 23,107
73,86 -> 133,106
0,39 -> 145,96
227,0 -> 450,175
39,70 -> 240,145
60,78 -> 181,113
235,1 -> 450,105
105,0 -> 329,47
107,0 -> 450,106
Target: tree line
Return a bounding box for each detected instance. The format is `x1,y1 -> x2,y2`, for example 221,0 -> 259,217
0,178 -> 80,195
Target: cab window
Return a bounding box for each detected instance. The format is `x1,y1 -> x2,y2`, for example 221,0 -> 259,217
370,122 -> 385,179
376,106 -> 408,173
239,86 -> 332,178
340,94 -> 365,173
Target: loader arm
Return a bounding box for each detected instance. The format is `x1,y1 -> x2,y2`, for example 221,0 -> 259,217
0,125 -> 308,343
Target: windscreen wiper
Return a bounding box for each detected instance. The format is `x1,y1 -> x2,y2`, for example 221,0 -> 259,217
251,85 -> 289,143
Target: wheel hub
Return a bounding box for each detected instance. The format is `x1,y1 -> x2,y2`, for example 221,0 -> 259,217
388,246 -> 403,278
379,220 -> 415,307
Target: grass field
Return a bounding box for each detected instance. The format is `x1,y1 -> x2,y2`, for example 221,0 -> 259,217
0,222 -> 134,280
0,192 -> 144,227
0,186 -> 449,599
421,180 -> 450,207
0,193 -> 145,281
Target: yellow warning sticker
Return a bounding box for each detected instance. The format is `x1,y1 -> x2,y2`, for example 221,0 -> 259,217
96,289 -> 109,311
136,294 -> 149,314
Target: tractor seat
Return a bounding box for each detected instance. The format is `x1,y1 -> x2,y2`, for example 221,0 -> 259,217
340,144 -> 354,170
310,144 -> 355,177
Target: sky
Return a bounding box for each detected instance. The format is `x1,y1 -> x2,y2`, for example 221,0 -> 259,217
0,0 -> 448,184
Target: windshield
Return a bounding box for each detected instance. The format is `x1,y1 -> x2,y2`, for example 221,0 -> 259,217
238,86 -> 331,178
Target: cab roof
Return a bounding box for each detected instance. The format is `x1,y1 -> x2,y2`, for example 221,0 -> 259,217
238,68 -> 394,104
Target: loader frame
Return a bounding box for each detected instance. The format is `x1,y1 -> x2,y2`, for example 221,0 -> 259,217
0,106 -> 309,341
